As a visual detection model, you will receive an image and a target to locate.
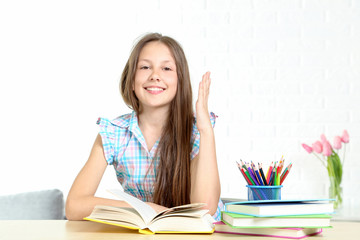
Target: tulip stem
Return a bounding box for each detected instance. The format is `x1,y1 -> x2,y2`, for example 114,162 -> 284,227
313,153 -> 327,168
342,144 -> 346,166
327,155 -> 342,208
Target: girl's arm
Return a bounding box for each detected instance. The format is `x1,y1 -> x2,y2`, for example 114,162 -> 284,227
190,72 -> 221,215
65,134 -> 130,220
66,134 -> 167,220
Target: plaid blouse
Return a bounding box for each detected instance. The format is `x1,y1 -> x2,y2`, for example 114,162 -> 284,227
96,111 -> 224,221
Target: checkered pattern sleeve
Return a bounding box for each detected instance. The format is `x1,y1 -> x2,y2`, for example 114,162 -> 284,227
190,112 -> 217,160
96,117 -> 116,165
213,198 -> 225,221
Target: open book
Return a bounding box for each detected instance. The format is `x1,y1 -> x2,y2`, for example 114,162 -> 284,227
84,189 -> 215,234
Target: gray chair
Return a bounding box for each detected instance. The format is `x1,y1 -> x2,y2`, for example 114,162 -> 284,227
0,189 -> 65,220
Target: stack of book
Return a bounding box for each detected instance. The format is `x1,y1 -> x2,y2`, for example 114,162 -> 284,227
215,199 -> 334,239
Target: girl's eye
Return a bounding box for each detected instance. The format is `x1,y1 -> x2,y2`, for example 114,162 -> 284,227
163,67 -> 172,71
140,66 -> 150,70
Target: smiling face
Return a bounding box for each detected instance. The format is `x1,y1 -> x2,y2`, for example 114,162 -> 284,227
133,41 -> 178,112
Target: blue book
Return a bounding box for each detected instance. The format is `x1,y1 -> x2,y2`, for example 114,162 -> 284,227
225,199 -> 335,217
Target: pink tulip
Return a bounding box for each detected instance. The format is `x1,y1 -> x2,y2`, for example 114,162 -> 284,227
312,141 -> 323,153
302,143 -> 313,154
341,130 -> 349,143
320,134 -> 327,143
322,140 -> 332,157
333,136 -> 342,150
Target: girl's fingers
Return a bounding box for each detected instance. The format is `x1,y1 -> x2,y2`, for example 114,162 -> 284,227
198,81 -> 203,102
198,71 -> 211,103
207,73 -> 211,94
204,72 -> 210,99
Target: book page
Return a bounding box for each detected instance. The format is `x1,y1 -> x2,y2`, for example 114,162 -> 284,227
148,210 -> 214,233
152,209 -> 210,223
156,203 -> 205,216
107,189 -> 157,224
167,203 -> 205,212
152,203 -> 206,220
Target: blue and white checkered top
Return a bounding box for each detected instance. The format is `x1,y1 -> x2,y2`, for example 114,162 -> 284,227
96,111 -> 224,221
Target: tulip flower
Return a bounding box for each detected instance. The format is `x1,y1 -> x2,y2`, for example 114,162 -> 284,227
320,134 -> 327,143
301,130 -> 349,209
333,136 -> 342,150
312,141 -> 323,153
341,130 -> 349,143
302,143 -> 313,154
322,140 -> 332,157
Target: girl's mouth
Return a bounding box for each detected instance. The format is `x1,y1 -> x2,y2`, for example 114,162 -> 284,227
144,87 -> 165,94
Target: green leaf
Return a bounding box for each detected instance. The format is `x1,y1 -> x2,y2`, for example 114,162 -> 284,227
327,152 -> 342,186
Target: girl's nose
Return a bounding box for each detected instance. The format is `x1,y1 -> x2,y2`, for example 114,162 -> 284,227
150,71 -> 160,81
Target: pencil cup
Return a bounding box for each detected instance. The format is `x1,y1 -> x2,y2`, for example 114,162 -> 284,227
247,185 -> 283,201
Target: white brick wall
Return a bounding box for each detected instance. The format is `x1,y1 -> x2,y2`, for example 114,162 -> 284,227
0,0 -> 359,217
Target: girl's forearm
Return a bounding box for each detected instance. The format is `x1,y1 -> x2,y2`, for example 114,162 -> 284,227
191,128 -> 220,215
65,195 -> 131,220
66,195 -> 168,220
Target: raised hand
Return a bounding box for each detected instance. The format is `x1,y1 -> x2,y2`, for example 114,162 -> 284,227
195,71 -> 212,133
191,72 -> 220,216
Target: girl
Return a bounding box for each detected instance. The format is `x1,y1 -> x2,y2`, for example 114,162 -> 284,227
65,33 -> 223,221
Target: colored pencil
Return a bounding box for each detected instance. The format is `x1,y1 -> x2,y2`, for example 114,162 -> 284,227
265,161 -> 273,184
236,162 -> 251,185
251,161 -> 261,185
246,163 -> 259,185
244,168 -> 256,185
270,163 -> 277,186
254,166 -> 264,185
237,161 -> 255,185
280,162 -> 291,180
258,163 -> 268,186
239,159 -> 247,169
277,162 -> 282,186
241,168 -> 252,185
280,158 -> 285,173
280,164 -> 292,185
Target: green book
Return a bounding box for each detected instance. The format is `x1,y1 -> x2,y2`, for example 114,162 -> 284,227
221,211 -> 332,228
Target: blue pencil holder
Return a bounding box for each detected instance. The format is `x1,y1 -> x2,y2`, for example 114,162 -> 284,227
247,185 -> 283,201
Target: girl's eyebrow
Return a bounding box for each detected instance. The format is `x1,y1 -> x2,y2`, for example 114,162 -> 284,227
138,59 -> 175,64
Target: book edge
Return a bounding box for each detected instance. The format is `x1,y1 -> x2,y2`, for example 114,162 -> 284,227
224,199 -> 335,206
220,215 -> 332,229
83,217 -> 215,234
214,228 -> 322,239
223,210 -> 334,218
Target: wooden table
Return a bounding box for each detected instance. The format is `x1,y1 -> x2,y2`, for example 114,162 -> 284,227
0,220 -> 358,240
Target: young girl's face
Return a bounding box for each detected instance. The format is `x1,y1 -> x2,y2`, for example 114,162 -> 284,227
134,41 -> 178,112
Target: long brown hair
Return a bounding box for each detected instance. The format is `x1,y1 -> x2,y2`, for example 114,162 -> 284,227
120,33 -> 193,207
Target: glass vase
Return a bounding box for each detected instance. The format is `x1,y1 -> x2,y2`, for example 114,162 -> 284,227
329,176 -> 342,209
327,152 -> 343,210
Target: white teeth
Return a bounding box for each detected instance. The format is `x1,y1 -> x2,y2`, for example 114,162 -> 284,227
146,87 -> 164,91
